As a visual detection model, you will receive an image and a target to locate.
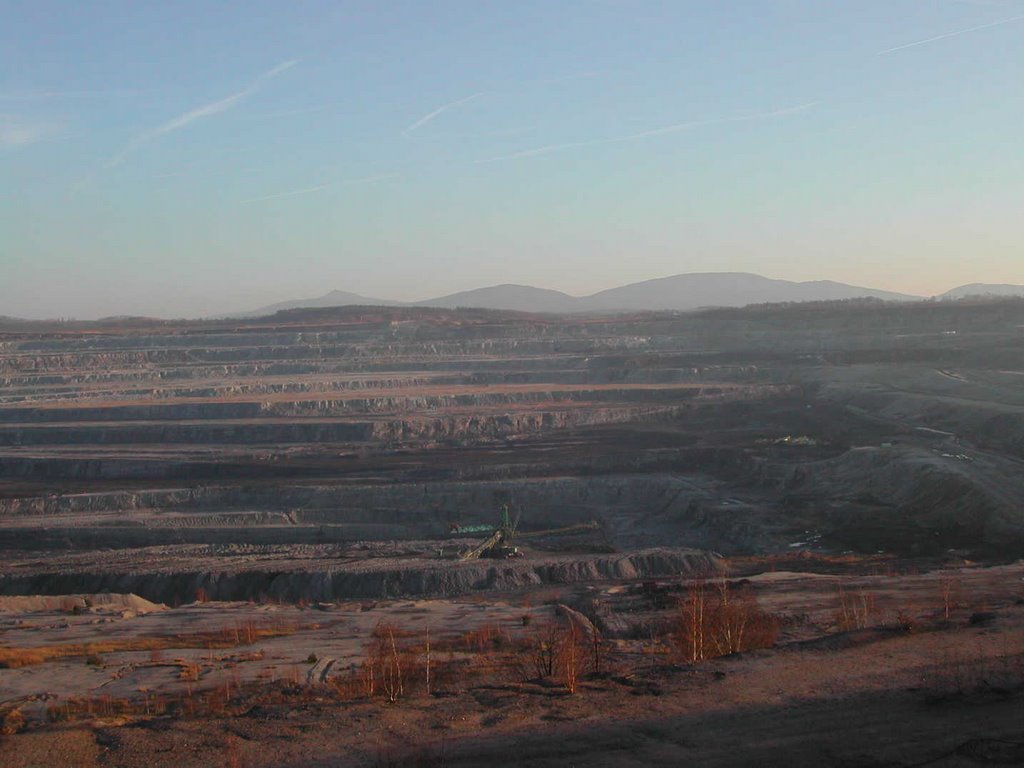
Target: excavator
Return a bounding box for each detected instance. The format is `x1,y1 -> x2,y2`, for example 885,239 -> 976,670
452,505 -> 600,560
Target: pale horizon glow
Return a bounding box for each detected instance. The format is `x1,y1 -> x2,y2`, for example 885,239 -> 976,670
2,1 -> 1023,319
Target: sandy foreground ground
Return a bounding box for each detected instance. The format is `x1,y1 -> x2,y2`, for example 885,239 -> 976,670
3,562 -> 1023,767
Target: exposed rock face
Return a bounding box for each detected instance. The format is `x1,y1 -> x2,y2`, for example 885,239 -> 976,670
770,447 -> 1024,555
0,387 -> 717,421
0,470 -> 761,556
0,420 -> 378,446
0,548 -> 722,603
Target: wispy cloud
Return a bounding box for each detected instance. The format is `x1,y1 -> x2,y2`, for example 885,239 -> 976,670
878,12 -> 1024,54
107,61 -> 296,166
242,173 -> 399,203
0,114 -> 56,149
403,93 -> 484,136
475,102 -> 818,164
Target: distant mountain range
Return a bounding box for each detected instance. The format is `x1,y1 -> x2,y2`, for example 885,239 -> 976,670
233,273 -> 1023,318
416,284 -> 579,314
243,290 -> 403,316
939,283 -> 1024,300
576,273 -> 917,312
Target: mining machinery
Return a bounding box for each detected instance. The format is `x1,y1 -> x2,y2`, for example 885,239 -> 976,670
452,505 -> 600,560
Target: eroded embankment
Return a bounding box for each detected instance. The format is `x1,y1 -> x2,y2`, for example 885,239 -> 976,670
0,471 -> 731,531
0,547 -> 720,603
0,336 -> 652,373
0,386 -> 718,421
0,402 -> 725,447
764,445 -> 1024,555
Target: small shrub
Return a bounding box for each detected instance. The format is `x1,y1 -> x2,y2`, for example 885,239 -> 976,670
834,585 -> 878,631
1,708 -> 25,736
674,579 -> 781,662
178,662 -> 201,681
939,573 -> 962,620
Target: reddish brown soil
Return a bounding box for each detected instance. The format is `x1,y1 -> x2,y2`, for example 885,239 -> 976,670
3,562 -> 1023,767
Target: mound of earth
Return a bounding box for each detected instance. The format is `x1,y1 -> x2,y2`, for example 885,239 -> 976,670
0,593 -> 166,613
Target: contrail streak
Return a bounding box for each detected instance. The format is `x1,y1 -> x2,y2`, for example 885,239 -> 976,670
475,102 -> 818,164
878,13 -> 1024,54
403,93 -> 484,136
242,183 -> 333,203
242,173 -> 398,203
107,61 -> 296,166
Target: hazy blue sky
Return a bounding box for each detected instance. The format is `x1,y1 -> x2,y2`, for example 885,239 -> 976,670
3,1 -> 1023,318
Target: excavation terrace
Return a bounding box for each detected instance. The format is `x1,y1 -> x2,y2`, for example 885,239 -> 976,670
2,301 -> 1024,765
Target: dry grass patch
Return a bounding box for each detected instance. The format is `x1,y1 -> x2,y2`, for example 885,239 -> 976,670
0,619 -> 301,669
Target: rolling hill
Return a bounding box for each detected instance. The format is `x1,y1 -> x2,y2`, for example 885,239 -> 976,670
941,284 -> 1024,300
234,272 -> 927,317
